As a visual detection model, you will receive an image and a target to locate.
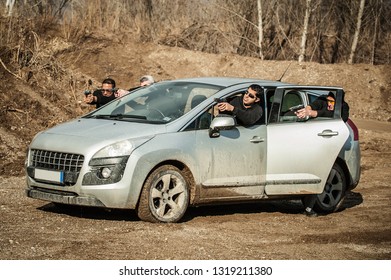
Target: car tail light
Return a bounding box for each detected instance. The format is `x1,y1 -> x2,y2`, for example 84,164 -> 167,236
347,119 -> 359,141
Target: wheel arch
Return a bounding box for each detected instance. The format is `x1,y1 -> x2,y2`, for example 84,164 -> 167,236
136,160 -> 197,208
335,156 -> 352,190
312,159 -> 348,213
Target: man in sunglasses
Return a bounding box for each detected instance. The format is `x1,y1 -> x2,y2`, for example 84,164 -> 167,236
217,84 -> 263,126
84,78 -> 117,109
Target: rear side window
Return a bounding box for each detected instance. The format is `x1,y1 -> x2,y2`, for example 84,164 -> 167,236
270,87 -> 344,124
278,90 -> 305,123
306,91 -> 337,121
308,94 -> 318,104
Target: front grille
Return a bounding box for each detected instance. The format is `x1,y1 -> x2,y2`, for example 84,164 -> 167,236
31,149 -> 84,172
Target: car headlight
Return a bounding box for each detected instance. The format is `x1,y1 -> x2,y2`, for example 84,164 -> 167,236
83,137 -> 152,185
93,140 -> 134,158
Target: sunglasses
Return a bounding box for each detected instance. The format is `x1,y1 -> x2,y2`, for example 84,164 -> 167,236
245,91 -> 256,99
327,99 -> 335,104
101,89 -> 114,93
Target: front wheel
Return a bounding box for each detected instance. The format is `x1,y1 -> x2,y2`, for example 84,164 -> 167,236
314,163 -> 346,213
137,165 -> 190,223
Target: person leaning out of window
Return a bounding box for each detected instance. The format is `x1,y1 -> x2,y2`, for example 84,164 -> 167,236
217,84 -> 264,126
84,78 -> 117,109
296,92 -> 349,122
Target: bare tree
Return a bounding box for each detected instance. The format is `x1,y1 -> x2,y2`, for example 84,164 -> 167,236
2,0 -> 391,64
348,0 -> 366,64
257,0 -> 264,60
5,0 -> 16,16
299,0 -> 312,62
370,0 -> 382,65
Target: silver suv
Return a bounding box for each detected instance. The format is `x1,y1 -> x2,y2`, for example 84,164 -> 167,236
26,77 -> 361,222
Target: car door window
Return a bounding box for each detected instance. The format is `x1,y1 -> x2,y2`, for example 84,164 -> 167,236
278,90 -> 305,123
185,107 -> 214,130
306,90 -> 337,121
223,91 -> 266,125
184,89 -> 267,131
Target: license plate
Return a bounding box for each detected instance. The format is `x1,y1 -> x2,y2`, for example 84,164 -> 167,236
34,169 -> 64,184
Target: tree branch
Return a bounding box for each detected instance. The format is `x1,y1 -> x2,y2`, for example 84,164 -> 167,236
0,58 -> 21,79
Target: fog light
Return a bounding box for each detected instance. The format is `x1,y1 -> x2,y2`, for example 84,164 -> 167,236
100,167 -> 112,179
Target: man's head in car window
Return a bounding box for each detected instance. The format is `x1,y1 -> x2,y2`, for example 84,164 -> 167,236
243,84 -> 263,107
327,92 -> 336,111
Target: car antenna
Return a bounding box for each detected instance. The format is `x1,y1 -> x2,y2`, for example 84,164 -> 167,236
277,62 -> 292,82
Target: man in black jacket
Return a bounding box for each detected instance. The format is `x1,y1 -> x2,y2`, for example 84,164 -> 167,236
84,78 -> 117,109
217,84 -> 263,126
296,92 -> 350,122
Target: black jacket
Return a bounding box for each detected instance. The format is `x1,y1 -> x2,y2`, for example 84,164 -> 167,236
228,96 -> 263,126
90,90 -> 116,109
310,96 -> 349,122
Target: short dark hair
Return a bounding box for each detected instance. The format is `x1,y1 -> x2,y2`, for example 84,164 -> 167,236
102,78 -> 116,88
249,84 -> 264,98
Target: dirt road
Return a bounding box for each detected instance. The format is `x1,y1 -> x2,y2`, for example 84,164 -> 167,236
353,118 -> 391,133
0,119 -> 390,260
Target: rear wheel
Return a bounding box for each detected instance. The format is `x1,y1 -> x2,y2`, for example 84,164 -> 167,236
137,165 -> 189,223
314,163 -> 346,213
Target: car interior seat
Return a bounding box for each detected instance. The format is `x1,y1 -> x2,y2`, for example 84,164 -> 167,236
280,91 -> 302,121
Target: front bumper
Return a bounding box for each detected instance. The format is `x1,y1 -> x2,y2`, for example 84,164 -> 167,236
26,187 -> 106,207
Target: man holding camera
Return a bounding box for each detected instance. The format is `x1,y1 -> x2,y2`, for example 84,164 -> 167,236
84,78 -> 117,109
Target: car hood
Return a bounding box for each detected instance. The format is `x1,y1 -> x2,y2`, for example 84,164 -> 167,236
30,118 -> 166,154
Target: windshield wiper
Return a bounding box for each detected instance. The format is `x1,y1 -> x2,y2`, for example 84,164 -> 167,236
93,114 -> 147,120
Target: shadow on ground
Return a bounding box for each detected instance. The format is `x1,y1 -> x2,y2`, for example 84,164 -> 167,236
36,192 -> 363,223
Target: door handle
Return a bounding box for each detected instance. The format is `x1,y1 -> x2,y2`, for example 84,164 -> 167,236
250,136 -> 265,143
318,130 -> 339,137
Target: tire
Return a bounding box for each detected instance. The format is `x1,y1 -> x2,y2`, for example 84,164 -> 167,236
313,163 -> 346,213
137,165 -> 190,223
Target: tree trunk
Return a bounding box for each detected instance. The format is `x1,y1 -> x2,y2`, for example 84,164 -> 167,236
299,0 -> 312,62
257,0 -> 264,60
348,0 -> 365,64
371,0 -> 382,65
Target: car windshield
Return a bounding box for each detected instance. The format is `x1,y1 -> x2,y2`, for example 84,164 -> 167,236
84,81 -> 223,124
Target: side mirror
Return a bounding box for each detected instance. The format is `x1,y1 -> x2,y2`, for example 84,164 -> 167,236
209,114 -> 236,138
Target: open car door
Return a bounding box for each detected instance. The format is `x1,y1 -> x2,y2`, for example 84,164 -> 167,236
265,86 -> 349,195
